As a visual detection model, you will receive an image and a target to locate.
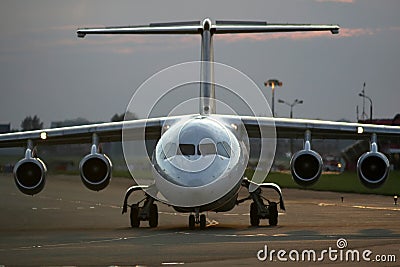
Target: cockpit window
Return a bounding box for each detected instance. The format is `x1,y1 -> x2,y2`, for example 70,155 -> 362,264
198,143 -> 217,156
217,141 -> 231,158
178,144 -> 196,156
172,142 -> 231,158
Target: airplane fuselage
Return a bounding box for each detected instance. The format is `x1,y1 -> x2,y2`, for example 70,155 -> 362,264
152,115 -> 249,212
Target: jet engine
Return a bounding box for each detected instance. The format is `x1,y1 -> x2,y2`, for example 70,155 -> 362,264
357,135 -> 389,189
79,144 -> 112,191
13,148 -> 47,195
290,131 -> 323,186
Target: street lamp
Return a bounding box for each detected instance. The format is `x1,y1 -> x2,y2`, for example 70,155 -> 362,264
278,98 -> 304,118
264,79 -> 282,117
358,92 -> 373,121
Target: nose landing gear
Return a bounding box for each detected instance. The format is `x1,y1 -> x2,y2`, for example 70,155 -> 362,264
189,208 -> 207,230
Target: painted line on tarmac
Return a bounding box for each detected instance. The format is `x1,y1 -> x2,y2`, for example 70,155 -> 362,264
318,202 -> 400,211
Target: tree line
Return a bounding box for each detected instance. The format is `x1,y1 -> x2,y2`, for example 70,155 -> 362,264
18,112 -> 137,131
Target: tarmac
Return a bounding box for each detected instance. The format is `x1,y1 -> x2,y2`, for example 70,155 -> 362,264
0,174 -> 399,266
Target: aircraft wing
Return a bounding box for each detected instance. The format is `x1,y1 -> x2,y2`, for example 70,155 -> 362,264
0,115 -> 185,148
239,116 -> 400,140
1,115 -> 399,149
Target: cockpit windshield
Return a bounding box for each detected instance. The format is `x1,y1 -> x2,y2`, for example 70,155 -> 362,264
217,141 -> 231,158
162,141 -> 231,158
198,143 -> 216,156
178,144 -> 196,156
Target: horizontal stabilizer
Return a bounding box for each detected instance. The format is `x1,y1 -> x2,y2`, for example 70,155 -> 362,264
77,19 -> 340,38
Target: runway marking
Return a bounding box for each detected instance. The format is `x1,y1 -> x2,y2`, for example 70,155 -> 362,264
159,211 -> 187,217
318,202 -> 400,211
207,219 -> 219,227
0,230 -> 300,253
318,203 -> 335,207
351,205 -> 400,211
272,233 -> 289,237
0,232 -> 180,252
161,262 -> 185,265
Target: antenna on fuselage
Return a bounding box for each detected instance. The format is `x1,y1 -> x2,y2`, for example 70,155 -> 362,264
77,19 -> 340,116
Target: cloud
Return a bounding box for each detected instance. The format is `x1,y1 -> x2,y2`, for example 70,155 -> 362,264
6,25 -> 398,57
216,31 -> 334,42
339,28 -> 376,37
215,27 -> 379,42
36,27 -> 380,55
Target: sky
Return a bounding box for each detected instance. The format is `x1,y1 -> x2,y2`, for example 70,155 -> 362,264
0,0 -> 399,129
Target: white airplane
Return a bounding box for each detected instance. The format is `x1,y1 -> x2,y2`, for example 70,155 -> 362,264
1,19 -> 399,230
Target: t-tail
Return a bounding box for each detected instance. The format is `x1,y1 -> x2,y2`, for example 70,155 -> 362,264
77,18 -> 339,116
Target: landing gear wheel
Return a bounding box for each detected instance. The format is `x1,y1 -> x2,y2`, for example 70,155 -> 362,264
189,214 -> 195,230
268,202 -> 278,226
250,202 -> 260,226
149,204 -> 158,228
130,205 -> 140,228
200,214 -> 206,229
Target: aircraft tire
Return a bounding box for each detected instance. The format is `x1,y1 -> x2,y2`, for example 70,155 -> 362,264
189,214 -> 195,230
250,202 -> 260,226
200,214 -> 206,229
268,202 -> 278,226
149,204 -> 158,228
130,205 -> 140,228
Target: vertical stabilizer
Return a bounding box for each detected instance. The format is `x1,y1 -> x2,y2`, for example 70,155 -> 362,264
200,18 -> 216,115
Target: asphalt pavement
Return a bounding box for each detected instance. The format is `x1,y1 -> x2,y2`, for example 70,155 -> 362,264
0,174 -> 399,266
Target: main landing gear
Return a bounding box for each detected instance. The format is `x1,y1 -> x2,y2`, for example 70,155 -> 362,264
122,186 -> 158,228
238,178 -> 285,227
129,197 -> 158,228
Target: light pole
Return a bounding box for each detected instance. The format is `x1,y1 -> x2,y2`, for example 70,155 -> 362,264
359,92 -> 373,121
278,98 -> 304,118
264,79 -> 282,117
278,98 -> 303,156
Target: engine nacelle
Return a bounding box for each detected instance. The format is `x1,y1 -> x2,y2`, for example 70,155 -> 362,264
13,148 -> 47,195
79,151 -> 112,191
290,149 -> 323,186
357,151 -> 389,189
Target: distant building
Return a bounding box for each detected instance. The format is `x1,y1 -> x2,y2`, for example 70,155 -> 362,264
0,124 -> 10,134
358,113 -> 400,126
